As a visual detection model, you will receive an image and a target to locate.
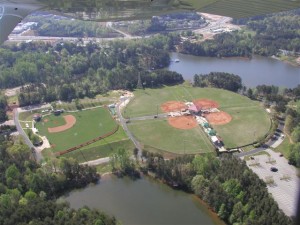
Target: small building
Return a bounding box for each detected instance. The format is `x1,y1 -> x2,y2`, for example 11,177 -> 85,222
33,114 -> 42,122
188,104 -> 202,114
53,109 -> 63,116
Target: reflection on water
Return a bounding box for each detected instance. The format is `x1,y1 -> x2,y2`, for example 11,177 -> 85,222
64,175 -> 225,225
169,52 -> 300,88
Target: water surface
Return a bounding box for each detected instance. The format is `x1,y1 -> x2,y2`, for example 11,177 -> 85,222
64,175 -> 224,225
169,52 -> 300,88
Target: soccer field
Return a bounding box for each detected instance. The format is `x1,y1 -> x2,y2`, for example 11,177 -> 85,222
125,85 -> 271,151
35,107 -> 117,152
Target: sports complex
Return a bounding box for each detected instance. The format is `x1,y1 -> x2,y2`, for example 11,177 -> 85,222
20,106 -> 133,162
125,85 -> 271,155
19,85 -> 272,160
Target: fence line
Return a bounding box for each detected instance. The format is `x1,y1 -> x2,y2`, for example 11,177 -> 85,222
55,125 -> 119,156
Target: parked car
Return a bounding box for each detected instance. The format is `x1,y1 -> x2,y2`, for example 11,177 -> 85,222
270,167 -> 278,172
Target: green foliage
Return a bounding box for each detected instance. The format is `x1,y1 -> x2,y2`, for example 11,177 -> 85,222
0,36 -> 182,106
144,152 -> 292,224
27,14 -> 121,38
0,139 -> 116,225
194,72 -> 242,92
110,148 -> 139,178
288,143 -> 300,167
180,11 -> 300,57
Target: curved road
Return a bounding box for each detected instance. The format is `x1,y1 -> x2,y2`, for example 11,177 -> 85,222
13,108 -> 43,162
235,121 -> 285,158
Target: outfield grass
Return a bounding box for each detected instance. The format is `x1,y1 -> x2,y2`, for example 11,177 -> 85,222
126,85 -> 271,150
35,107 -> 117,152
128,118 -> 214,154
64,139 -> 134,163
62,127 -> 134,163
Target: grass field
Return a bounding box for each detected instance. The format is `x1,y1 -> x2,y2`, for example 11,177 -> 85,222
128,118 -> 214,154
35,107 -> 117,152
63,127 -> 134,162
42,126 -> 134,162
126,85 -> 271,151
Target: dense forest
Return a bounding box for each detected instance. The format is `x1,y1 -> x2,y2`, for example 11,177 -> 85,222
0,95 -> 7,123
194,72 -> 242,92
142,152 -> 293,225
112,12 -> 206,35
0,136 -> 117,225
0,34 -> 183,106
179,10 -> 300,57
24,13 -> 122,38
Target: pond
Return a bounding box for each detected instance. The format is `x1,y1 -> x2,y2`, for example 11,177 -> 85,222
64,175 -> 225,225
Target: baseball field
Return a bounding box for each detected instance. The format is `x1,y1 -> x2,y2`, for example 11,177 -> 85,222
35,107 -> 117,152
125,85 -> 271,152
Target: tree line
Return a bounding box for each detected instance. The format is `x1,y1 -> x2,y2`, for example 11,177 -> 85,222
0,34 -> 183,106
25,13 -> 122,38
0,95 -> 8,123
141,151 -> 293,225
0,136 -> 117,225
194,72 -> 242,92
179,10 -> 300,57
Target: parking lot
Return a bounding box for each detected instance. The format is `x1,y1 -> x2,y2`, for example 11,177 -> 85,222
244,149 -> 299,216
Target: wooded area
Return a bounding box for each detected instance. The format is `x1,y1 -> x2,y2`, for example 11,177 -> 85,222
142,152 -> 293,225
0,137 -> 117,225
179,10 -> 300,57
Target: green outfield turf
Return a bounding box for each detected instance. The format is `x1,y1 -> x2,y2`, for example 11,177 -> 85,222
62,126 -> 134,162
128,118 -> 214,154
125,85 -> 271,151
35,107 -> 117,152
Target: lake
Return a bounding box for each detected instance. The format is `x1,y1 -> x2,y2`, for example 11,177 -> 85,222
169,52 -> 300,88
64,175 -> 225,225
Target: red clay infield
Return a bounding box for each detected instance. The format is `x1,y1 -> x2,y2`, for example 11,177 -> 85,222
161,101 -> 187,112
205,111 -> 232,125
168,116 -> 198,130
48,115 -> 76,133
193,99 -> 219,109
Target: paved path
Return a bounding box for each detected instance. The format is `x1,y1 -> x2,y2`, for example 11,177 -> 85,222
13,108 -> 43,162
80,157 -> 110,166
116,98 -> 142,157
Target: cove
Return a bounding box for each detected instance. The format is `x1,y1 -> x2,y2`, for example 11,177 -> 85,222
169,52 -> 300,88
63,175 -> 225,225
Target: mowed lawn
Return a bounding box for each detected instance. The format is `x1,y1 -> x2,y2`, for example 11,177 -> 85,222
128,119 -> 214,154
63,127 -> 135,163
36,107 -> 117,152
126,85 -> 271,149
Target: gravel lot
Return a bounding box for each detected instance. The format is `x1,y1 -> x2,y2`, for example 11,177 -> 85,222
244,149 -> 300,217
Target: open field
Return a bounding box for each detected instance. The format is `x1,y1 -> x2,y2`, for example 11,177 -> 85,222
128,118 -> 214,154
35,107 -> 117,152
126,86 -> 271,150
63,127 -> 134,162
197,0 -> 300,18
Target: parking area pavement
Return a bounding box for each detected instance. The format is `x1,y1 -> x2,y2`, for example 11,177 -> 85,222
244,149 -> 300,217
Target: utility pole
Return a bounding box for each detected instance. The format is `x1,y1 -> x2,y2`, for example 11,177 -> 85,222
137,73 -> 143,89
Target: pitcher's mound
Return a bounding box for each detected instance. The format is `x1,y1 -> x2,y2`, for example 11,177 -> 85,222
205,111 -> 232,125
168,116 -> 198,130
161,101 -> 187,112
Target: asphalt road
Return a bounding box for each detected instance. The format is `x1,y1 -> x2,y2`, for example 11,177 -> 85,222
235,121 -> 285,158
116,98 -> 142,157
13,108 -> 43,162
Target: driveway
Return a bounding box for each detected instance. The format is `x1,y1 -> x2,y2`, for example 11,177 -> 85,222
243,149 -> 299,217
